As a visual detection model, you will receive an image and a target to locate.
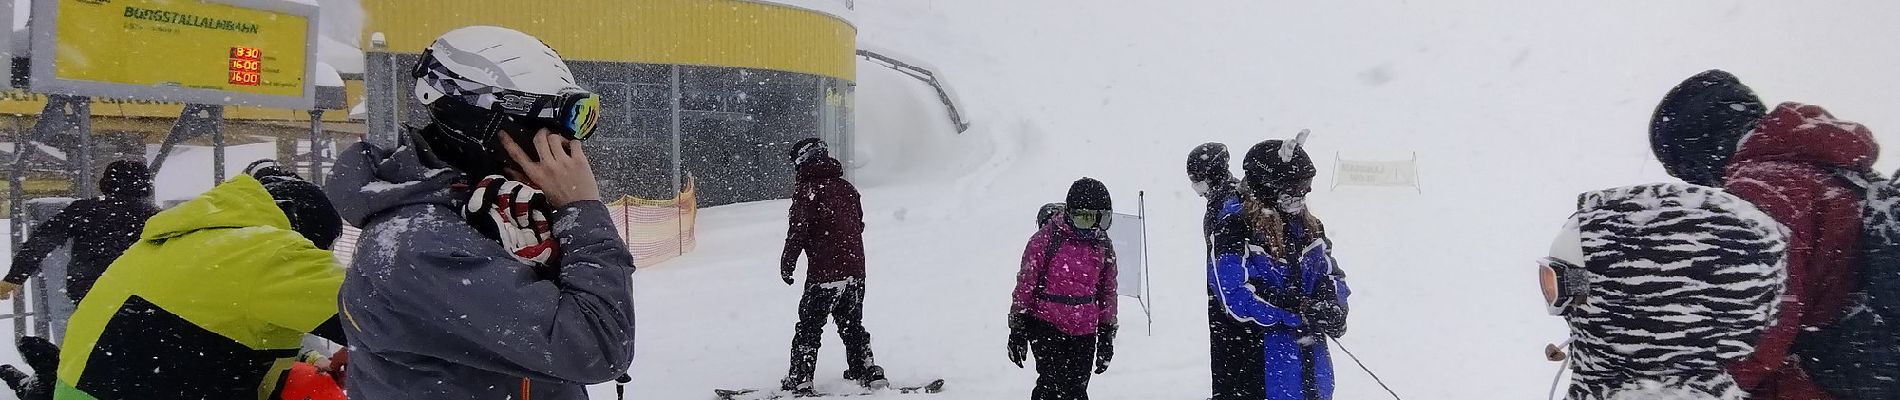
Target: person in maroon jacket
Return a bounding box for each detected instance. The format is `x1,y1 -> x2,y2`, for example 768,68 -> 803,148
780,138 -> 887,393
1724,102 -> 1877,400
1651,70 -> 1878,400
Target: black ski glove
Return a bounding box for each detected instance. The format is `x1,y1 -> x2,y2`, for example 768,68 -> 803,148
1304,298 -> 1347,338
780,263 -> 796,286
1008,313 -> 1029,368
1094,322 -> 1117,374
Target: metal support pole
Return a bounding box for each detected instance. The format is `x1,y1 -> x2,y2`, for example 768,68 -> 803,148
149,105 -> 225,176
8,117 -> 31,340
1139,191 -> 1153,337
73,98 -> 94,198
14,96 -> 92,340
211,120 -> 225,184
669,65 -> 683,195
309,110 -> 325,185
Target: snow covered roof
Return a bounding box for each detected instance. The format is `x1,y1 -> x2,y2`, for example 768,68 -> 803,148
319,35 -> 364,74
748,0 -> 855,26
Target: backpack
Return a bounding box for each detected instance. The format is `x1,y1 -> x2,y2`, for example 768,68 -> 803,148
1035,202 -> 1067,228
1794,170 -> 1900,398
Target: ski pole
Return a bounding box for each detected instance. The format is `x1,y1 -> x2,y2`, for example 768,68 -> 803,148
615,373 -> 631,400
1332,338 -> 1403,400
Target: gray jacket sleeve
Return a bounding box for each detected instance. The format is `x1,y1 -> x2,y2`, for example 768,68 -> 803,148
364,200 -> 636,384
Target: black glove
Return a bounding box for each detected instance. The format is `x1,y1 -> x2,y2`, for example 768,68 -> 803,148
780,261 -> 797,285
1304,299 -> 1347,338
1094,322 -> 1117,374
1007,314 -> 1028,368
781,270 -> 795,285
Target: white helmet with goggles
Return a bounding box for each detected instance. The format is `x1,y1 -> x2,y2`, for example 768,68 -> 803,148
412,26 -> 602,174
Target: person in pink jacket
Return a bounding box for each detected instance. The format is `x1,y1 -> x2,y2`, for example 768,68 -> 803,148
1007,178 -> 1119,400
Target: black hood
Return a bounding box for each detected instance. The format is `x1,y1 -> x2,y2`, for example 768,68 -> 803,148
1650,69 -> 1766,186
100,160 -> 153,199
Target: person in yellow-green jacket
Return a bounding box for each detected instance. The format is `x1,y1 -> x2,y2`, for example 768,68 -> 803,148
53,165 -> 347,400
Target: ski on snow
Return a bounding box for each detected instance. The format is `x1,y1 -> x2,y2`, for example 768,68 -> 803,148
714,379 -> 946,399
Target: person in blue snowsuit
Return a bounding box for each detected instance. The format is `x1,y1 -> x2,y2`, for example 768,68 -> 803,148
1210,134 -> 1350,400
1189,142 -> 1268,400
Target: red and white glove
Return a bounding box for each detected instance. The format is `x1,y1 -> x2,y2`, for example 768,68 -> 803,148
466,176 -> 558,266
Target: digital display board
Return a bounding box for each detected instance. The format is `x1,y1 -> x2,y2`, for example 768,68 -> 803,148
29,0 -> 319,109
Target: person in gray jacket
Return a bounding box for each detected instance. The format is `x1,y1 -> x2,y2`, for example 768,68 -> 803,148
322,26 -> 633,399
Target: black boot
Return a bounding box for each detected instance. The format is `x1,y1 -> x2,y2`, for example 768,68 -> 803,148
779,375 -> 814,395
845,365 -> 888,389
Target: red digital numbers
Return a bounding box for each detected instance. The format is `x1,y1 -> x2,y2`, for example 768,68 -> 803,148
230,47 -> 261,60
228,46 -> 263,86
230,71 -> 261,86
229,59 -> 261,72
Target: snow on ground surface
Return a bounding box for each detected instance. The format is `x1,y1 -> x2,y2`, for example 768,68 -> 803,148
615,1 -> 1900,399
6,1 -> 1900,400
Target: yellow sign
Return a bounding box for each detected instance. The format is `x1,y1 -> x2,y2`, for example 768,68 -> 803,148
34,0 -> 315,108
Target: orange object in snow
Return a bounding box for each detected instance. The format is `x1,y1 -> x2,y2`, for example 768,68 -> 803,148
280,363 -> 345,400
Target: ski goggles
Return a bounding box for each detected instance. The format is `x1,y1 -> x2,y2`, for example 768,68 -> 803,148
1069,209 -> 1113,230
1538,257 -> 1589,316
413,53 -> 602,141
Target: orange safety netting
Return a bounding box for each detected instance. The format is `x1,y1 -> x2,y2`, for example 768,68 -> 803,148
331,179 -> 699,269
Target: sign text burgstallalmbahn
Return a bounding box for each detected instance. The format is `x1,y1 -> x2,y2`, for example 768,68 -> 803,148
29,0 -> 318,109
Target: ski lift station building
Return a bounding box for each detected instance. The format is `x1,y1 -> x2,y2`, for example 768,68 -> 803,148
364,0 -> 859,206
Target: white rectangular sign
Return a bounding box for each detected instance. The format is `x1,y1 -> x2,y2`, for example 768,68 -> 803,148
1108,212 -> 1145,299
1335,156 -> 1420,188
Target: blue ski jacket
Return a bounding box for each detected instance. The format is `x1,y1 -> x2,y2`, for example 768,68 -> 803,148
1208,196 -> 1350,400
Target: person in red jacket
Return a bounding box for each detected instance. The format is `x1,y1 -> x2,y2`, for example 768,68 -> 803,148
1651,70 -> 1878,400
780,138 -> 886,393
1724,102 -> 1876,399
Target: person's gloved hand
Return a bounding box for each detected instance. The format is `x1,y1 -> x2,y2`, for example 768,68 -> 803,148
1095,322 -> 1117,374
780,264 -> 796,285
466,176 -> 557,266
0,282 -> 20,301
328,348 -> 349,386
1007,313 -> 1029,368
1302,297 -> 1348,338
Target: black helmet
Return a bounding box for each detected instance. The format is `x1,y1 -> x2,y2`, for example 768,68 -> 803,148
411,26 -> 601,178
99,160 -> 153,199
1186,142 -> 1231,183
1242,131 -> 1316,196
1650,69 -> 1765,187
1066,177 -> 1112,211
257,174 -> 342,250
789,138 -> 828,165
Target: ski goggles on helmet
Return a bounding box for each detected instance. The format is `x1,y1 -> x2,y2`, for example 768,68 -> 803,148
1069,209 -> 1113,231
1538,257 -> 1589,316
1540,218 -> 1590,316
413,51 -> 602,142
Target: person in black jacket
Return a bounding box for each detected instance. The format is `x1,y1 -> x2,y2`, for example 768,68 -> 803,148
1,160 -> 158,306
1188,142 -> 1266,400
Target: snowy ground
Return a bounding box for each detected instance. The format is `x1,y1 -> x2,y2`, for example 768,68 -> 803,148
6,1 -> 1900,400
618,1 -> 1900,399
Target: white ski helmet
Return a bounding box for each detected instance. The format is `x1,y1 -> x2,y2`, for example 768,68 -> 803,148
410,26 -> 602,176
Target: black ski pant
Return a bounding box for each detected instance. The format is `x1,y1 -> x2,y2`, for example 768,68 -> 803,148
786,278 -> 876,385
1027,316 -> 1096,400
1210,289 -> 1266,400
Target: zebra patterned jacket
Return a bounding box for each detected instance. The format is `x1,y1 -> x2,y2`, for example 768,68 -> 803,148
1561,183 -> 1789,400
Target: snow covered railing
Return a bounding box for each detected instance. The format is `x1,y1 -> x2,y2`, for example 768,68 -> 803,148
857,47 -> 972,133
